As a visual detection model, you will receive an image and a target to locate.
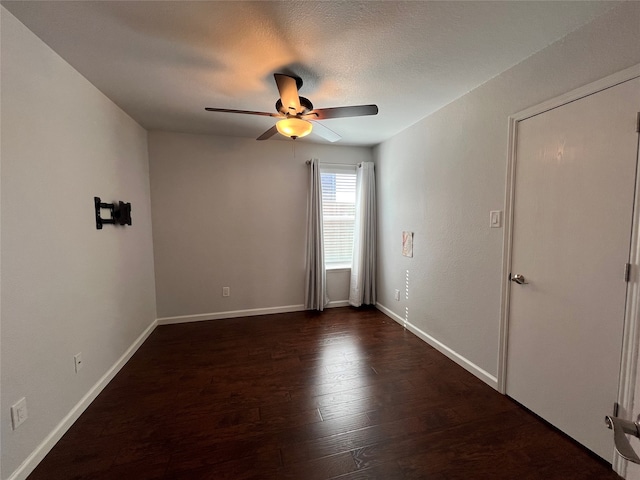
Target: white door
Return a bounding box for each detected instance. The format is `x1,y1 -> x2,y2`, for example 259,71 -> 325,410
507,77 -> 640,462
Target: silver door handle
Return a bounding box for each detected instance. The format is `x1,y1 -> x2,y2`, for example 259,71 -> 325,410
511,274 -> 528,285
605,416 -> 640,464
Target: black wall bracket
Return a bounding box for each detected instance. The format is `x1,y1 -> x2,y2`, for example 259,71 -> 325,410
94,197 -> 132,230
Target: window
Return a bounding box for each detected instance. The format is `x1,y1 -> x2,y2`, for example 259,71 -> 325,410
320,165 -> 357,268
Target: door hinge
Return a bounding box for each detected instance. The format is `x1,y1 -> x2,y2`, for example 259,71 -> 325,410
614,401 -> 620,417
625,263 -> 631,282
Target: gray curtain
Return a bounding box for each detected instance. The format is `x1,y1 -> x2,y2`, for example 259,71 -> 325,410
349,162 -> 376,307
305,158 -> 328,310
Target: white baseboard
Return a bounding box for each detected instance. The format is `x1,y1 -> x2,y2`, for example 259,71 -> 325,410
376,303 -> 498,389
376,302 -> 407,326
326,300 -> 350,308
8,319 -> 158,480
157,304 -> 306,325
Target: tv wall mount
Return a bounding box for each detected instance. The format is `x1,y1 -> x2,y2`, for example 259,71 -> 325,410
94,197 -> 132,229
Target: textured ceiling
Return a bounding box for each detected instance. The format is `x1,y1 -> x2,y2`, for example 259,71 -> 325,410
2,1 -> 617,146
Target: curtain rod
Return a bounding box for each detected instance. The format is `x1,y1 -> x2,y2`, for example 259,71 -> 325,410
305,160 -> 363,167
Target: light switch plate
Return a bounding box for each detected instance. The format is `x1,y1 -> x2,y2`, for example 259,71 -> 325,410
11,397 -> 28,430
490,210 -> 502,228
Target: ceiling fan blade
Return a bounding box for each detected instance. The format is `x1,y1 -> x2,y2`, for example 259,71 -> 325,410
205,107 -> 282,117
310,121 -> 341,143
256,125 -> 279,141
303,104 -> 378,120
274,74 -> 302,114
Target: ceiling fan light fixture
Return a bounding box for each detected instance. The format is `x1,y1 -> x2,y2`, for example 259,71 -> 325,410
276,117 -> 312,139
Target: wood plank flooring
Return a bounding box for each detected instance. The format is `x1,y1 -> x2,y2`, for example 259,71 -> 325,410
27,307 -> 621,479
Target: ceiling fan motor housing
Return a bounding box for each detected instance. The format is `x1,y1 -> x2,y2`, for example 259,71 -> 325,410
276,97 -> 314,116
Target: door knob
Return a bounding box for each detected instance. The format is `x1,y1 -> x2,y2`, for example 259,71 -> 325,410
511,274 -> 528,285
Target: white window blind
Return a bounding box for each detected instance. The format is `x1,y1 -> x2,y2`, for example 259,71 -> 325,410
320,166 -> 357,267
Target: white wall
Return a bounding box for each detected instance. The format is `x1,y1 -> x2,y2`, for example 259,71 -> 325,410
2,1 -> 637,477
374,2 -> 640,383
1,8 -> 157,479
149,131 -> 372,320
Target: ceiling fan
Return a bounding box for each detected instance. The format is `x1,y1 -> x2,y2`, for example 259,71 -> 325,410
205,74 -> 378,142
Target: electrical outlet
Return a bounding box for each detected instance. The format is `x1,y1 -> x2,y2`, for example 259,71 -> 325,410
11,397 -> 28,430
74,352 -> 83,373
394,289 -> 400,301
222,286 -> 230,297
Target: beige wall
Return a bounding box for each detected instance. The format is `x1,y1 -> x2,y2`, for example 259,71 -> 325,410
148,131 -> 372,319
1,8 -> 157,479
374,2 -> 640,382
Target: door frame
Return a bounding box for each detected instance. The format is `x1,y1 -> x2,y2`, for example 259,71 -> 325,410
497,63 -> 640,476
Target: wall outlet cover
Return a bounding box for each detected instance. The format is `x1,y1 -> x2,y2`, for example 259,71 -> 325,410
74,352 -> 83,373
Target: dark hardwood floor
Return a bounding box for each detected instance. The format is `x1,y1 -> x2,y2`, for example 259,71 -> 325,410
28,307 -> 620,479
